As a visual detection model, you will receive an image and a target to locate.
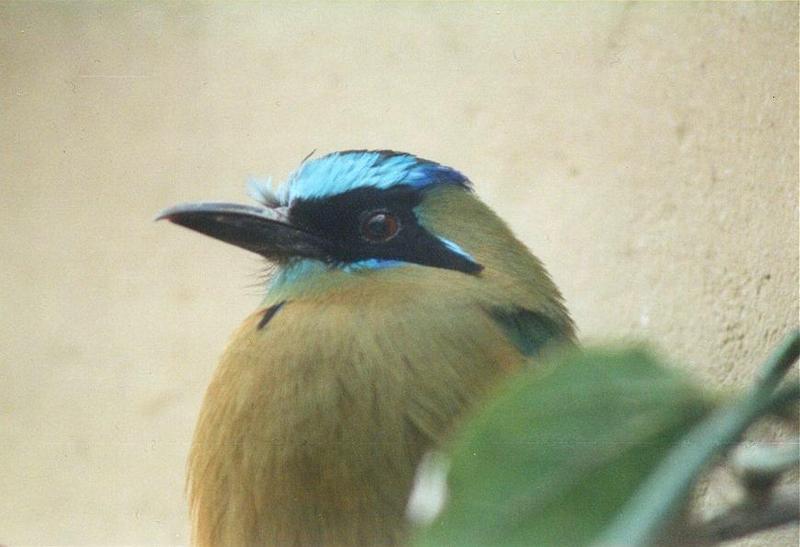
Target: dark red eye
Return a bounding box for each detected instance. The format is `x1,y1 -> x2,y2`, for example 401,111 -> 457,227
360,210 -> 400,242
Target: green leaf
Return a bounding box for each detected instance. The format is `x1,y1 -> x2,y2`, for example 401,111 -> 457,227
598,331 -> 799,545
412,347 -> 715,547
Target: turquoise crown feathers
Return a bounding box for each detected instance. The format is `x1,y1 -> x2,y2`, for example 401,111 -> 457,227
249,150 -> 471,207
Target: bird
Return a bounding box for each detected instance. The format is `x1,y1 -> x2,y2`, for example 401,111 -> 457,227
158,150 -> 575,546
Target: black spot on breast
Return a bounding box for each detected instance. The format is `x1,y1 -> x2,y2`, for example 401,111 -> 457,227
257,301 -> 286,330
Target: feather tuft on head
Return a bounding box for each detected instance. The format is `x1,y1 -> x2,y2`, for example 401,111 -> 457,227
247,176 -> 281,208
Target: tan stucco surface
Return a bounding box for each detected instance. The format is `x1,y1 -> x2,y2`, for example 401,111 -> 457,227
1,2 -> 797,545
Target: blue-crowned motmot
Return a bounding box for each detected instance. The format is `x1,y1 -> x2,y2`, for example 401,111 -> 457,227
159,150 -> 575,546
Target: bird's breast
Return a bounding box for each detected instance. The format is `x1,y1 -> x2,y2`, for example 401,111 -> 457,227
188,282 -> 527,546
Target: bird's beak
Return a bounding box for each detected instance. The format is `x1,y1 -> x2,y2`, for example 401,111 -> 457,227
156,202 -> 332,262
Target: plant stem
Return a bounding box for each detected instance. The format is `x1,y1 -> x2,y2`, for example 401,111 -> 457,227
687,486 -> 800,544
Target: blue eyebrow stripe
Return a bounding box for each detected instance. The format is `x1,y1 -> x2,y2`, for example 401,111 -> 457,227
342,259 -> 406,272
437,237 -> 478,264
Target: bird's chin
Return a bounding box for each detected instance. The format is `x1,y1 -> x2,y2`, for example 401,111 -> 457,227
156,202 -> 333,261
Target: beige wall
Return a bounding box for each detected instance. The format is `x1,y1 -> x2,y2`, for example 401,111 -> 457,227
1,2 -> 797,545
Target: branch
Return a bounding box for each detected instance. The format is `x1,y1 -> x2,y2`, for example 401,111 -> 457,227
732,440 -> 800,495
688,486 -> 800,544
756,331 -> 800,393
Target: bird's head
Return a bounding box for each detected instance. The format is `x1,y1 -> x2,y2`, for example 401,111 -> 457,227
158,150 -> 562,308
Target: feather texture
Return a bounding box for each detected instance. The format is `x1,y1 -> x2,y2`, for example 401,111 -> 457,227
187,178 -> 575,546
278,150 -> 469,205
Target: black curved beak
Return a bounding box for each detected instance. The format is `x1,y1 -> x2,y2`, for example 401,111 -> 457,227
156,202 -> 332,262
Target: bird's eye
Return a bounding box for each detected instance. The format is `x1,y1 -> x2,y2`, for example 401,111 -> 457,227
360,210 -> 400,243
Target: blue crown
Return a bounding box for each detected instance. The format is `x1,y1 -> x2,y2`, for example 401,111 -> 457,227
275,150 -> 470,204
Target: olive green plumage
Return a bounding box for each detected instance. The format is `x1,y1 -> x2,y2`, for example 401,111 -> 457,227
160,151 -> 574,546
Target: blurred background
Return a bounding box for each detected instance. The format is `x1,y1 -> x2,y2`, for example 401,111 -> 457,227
1,2 -> 797,545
